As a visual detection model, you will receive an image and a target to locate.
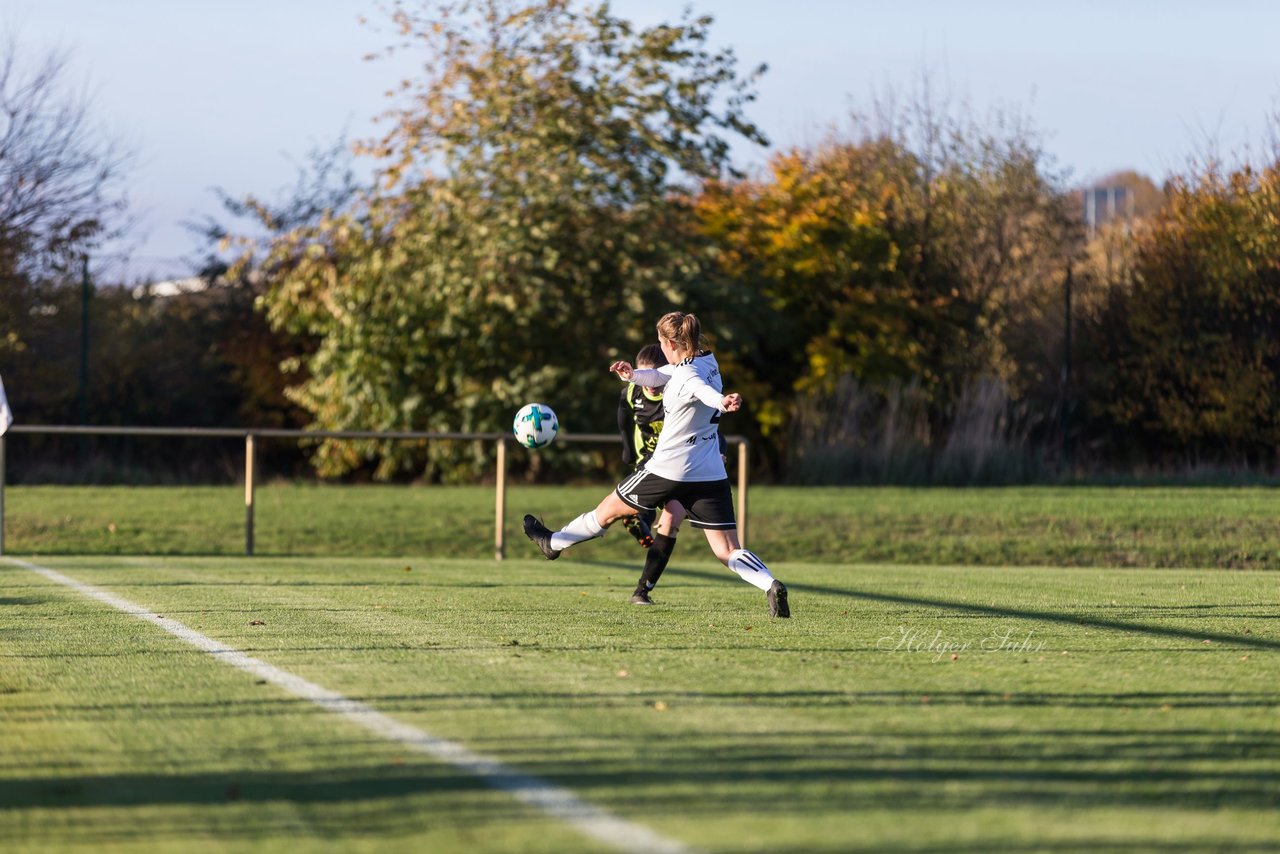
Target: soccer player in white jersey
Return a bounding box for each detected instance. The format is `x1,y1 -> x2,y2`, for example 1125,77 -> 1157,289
523,311 -> 789,618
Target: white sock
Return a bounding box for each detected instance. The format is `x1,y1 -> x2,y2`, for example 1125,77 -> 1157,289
550,511 -> 606,552
727,548 -> 776,591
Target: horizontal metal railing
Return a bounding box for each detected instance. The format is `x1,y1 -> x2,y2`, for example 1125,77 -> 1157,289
0,426 -> 749,558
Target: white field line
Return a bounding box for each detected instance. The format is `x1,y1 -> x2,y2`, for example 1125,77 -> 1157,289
7,558 -> 691,854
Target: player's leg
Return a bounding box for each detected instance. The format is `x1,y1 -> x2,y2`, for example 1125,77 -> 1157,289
621,505 -> 656,549
631,501 -> 684,604
702,527 -> 789,617
525,470 -> 668,560
686,479 -> 790,617
523,490 -> 635,560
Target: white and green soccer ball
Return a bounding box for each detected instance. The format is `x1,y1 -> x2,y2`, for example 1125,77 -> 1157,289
513,402 -> 559,449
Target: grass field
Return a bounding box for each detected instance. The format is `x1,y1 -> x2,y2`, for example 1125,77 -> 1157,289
8,483 -> 1280,567
4,544 -> 1280,851
3,485 -> 1280,850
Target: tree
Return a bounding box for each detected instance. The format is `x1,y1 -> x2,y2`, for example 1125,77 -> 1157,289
0,32 -> 131,423
0,33 -> 130,276
1084,161 -> 1280,464
694,143 -> 921,434
249,0 -> 766,480
185,138 -> 365,431
693,91 -> 1081,480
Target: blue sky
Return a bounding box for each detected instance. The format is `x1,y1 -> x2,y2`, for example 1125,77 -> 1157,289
9,0 -> 1280,281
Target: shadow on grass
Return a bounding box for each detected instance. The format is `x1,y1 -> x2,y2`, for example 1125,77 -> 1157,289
4,728 -> 1280,851
0,764 -> 543,845
661,566 -> 1280,653
0,763 -> 491,807
7,688 -> 1280,721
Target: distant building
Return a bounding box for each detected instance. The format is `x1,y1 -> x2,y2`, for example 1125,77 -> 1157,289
1083,185 -> 1134,233
131,276 -> 212,299
131,270 -> 252,300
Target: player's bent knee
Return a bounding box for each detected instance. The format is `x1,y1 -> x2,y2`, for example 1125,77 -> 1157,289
596,491 -> 640,527
702,528 -> 740,564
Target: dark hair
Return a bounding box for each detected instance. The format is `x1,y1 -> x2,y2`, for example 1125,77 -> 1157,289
635,343 -> 666,368
656,311 -> 701,359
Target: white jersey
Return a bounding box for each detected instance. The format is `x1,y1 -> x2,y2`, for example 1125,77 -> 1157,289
0,373 -> 11,436
626,352 -> 728,482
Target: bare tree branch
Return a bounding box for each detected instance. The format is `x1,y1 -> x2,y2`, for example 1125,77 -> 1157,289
0,30 -> 131,275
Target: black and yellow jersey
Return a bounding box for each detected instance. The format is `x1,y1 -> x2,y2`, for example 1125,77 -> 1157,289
617,381 -> 665,469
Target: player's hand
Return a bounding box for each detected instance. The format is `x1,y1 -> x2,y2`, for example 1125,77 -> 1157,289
610,360 -> 633,380
721,393 -> 742,412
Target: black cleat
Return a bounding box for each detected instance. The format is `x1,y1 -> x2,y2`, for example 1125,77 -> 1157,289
630,588 -> 655,605
767,580 -> 790,618
522,514 -> 561,561
622,515 -> 654,549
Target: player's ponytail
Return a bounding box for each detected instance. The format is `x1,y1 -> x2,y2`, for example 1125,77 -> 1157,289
681,314 -> 701,354
657,311 -> 701,360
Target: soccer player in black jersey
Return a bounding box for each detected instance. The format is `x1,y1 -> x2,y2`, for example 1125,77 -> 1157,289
617,343 -> 666,554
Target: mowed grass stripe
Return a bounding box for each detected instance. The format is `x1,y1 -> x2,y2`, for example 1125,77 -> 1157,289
11,483 -> 1280,568
3,557 -> 692,854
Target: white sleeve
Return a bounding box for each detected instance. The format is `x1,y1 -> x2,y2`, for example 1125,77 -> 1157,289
627,366 -> 672,387
685,374 -> 728,411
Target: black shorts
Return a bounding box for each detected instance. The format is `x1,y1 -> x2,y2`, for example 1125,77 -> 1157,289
615,470 -> 737,530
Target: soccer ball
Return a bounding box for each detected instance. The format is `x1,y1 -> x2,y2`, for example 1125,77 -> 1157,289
513,402 -> 559,449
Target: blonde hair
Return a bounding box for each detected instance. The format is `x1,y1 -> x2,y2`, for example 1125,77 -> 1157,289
656,311 -> 701,360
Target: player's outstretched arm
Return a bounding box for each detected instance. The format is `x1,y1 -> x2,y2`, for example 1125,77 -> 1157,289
617,363 -> 671,388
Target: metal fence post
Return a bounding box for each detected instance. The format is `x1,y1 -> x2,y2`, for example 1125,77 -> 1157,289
494,437 -> 507,560
245,433 -> 256,556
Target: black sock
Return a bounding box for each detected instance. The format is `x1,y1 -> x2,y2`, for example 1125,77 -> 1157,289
636,533 -> 677,591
